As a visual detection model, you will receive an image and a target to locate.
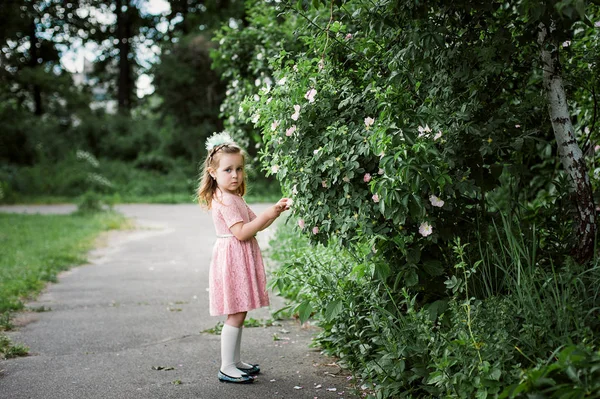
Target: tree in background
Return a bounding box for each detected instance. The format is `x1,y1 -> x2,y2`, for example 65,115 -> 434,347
151,0 -> 246,163
0,0 -> 96,164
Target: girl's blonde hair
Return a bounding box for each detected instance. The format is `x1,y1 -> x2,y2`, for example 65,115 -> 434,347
197,142 -> 247,209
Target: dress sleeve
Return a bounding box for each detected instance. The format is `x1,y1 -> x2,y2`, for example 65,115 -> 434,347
219,195 -> 245,228
246,202 -> 257,222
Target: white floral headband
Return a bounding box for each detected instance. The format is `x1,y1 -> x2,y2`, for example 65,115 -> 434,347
206,132 -> 237,160
206,132 -> 234,151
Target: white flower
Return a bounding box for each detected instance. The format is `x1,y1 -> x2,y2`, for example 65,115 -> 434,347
292,184 -> 298,195
562,40 -> 571,48
314,147 -> 321,155
595,21 -> 600,28
257,52 -> 264,60
419,222 -> 433,237
253,94 -> 259,101
418,124 -> 432,137
364,117 -> 375,129
232,80 -> 239,88
271,165 -> 280,173
305,88 -> 317,103
429,195 -> 445,208
255,78 -> 261,87
277,77 -> 287,86
251,113 -> 260,123
293,64 -> 298,72
266,97 -> 273,104
585,126 -> 590,134
318,58 -> 325,71
434,130 -> 443,141
271,120 -> 280,131
291,104 -> 301,121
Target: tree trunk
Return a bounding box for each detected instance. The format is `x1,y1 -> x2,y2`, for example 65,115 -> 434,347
29,18 -> 43,116
116,0 -> 133,113
538,22 -> 596,263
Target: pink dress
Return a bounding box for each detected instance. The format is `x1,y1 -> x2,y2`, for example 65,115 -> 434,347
209,191 -> 270,316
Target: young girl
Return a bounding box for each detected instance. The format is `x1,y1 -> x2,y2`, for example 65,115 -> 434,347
198,132 -> 289,384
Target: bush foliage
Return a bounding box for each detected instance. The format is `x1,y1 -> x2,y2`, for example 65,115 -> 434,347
214,0 -> 600,397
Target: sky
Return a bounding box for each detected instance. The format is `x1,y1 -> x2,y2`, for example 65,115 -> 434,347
61,0 -> 171,98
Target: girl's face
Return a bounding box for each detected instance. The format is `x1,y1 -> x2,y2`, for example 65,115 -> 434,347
212,152 -> 244,194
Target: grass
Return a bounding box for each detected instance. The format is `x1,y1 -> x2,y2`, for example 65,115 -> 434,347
0,210 -> 129,359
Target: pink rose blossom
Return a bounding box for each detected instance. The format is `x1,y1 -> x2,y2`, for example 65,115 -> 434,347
305,88 -> 317,103
312,226 -> 319,234
429,195 -> 444,208
345,33 -> 353,40
372,194 -> 380,203
271,120 -> 280,131
286,125 -> 297,136
419,222 -> 433,237
515,124 -> 521,128
595,145 -> 600,153
298,219 -> 305,229
363,173 -> 372,183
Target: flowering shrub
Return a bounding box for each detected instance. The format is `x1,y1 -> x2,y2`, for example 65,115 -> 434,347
213,0 -> 600,397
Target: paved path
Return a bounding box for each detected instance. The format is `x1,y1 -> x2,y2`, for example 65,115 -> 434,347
0,204 -> 357,399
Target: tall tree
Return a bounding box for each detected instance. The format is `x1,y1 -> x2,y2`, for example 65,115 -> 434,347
0,0 -> 93,116
538,19 -> 596,262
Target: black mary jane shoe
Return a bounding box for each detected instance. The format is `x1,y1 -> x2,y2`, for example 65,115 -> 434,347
237,364 -> 260,376
218,370 -> 254,384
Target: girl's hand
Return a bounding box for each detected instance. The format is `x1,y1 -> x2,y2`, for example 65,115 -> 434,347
275,198 -> 291,212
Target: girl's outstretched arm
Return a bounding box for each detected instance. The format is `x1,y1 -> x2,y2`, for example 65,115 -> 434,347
229,199 -> 289,241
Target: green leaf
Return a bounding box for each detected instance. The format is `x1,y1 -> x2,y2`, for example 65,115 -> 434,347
405,269 -> 418,286
325,299 -> 343,321
297,300 -> 313,324
374,262 -> 390,281
489,368 -> 501,381
423,260 -> 444,276
407,248 -> 421,264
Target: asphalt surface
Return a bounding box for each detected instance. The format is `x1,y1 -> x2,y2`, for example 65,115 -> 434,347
0,204 -> 358,399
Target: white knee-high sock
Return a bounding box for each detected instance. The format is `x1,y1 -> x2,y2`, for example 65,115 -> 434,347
234,326 -> 253,369
220,324 -> 244,377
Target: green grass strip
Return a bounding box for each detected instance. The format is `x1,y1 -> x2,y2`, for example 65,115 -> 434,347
0,211 -> 128,358
0,211 -> 127,314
